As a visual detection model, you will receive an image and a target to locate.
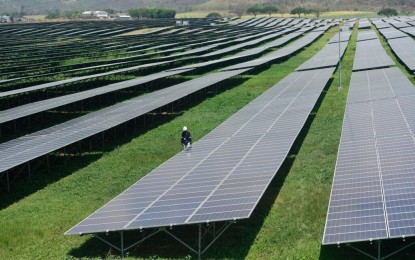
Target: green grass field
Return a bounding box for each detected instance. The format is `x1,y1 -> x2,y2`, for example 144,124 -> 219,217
1,23 -> 415,260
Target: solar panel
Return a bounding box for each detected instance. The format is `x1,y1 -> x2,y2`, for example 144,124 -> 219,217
0,69 -> 193,125
388,37 -> 415,71
223,31 -> 325,71
353,34 -> 395,71
202,29 -> 288,58
296,39 -> 348,71
400,26 -> 415,37
66,67 -> 335,235
358,19 -> 371,29
0,61 -> 173,98
356,31 -> 378,41
328,31 -> 352,44
323,67 -> 415,245
389,21 -> 411,28
379,27 -> 409,39
0,68 -> 251,174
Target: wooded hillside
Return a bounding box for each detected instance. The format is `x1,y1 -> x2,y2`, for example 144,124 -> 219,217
1,0 -> 414,15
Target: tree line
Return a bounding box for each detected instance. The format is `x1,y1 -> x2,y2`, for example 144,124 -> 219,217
246,4 -> 399,18
128,8 -> 176,19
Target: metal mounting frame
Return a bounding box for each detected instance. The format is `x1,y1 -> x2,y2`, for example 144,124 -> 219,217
88,221 -> 233,259
345,239 -> 415,260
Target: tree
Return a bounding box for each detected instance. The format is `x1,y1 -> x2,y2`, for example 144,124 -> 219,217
104,9 -> 116,15
62,10 -> 81,19
129,8 -> 175,19
378,8 -> 398,17
262,4 -> 278,17
206,12 -> 222,18
290,7 -> 306,18
308,7 -> 325,19
247,4 -> 262,17
20,5 -> 25,17
45,9 -> 61,19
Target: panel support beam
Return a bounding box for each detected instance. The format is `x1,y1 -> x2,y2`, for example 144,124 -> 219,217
346,240 -> 415,260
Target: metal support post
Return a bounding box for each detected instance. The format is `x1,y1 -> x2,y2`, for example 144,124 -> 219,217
382,240 -> 415,259
201,221 -> 233,255
198,224 -> 202,260
93,234 -> 121,252
120,231 -> 124,258
28,162 -> 31,179
46,155 -> 50,172
163,228 -> 198,254
346,243 -> 377,260
338,24 -> 342,91
6,171 -> 10,192
378,240 -> 381,260
213,222 -> 216,238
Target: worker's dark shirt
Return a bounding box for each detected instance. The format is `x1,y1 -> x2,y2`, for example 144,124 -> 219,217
181,131 -> 192,145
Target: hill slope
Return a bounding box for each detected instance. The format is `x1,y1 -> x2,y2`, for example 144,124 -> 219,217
1,0 -> 414,16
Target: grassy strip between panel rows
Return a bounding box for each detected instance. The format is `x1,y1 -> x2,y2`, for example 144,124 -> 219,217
0,25 -> 363,260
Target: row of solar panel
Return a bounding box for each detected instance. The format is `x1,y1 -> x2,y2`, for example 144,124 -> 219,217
323,28 -> 415,244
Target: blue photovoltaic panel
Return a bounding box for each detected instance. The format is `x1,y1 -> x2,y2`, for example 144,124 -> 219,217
66,67 -> 335,235
352,32 -> 395,71
388,37 -> 415,72
296,37 -> 348,71
379,27 -> 408,39
0,69 -> 250,174
323,67 -> 415,245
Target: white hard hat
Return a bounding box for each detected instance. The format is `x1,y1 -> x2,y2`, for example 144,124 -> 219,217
183,126 -> 187,131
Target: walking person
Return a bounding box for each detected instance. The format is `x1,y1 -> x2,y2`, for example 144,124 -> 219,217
181,126 -> 192,150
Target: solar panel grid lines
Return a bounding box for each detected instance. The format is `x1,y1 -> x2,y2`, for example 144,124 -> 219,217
323,67 -> 415,245
66,67 -> 335,235
352,33 -> 395,71
221,30 -> 325,72
296,38 -> 349,71
201,29 -> 286,58
378,27 -> 409,40
328,31 -> 352,44
387,37 -> 415,72
400,26 -> 415,37
358,19 -> 371,29
356,31 -> 378,42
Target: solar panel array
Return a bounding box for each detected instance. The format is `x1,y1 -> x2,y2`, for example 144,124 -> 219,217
0,61 -> 172,98
323,67 -> 415,244
66,67 -> 335,235
358,19 -> 371,29
296,34 -> 349,71
0,68 -> 249,174
356,31 -> 378,42
379,27 -> 408,40
352,32 -> 395,71
328,31 -> 352,44
223,30 -> 326,71
388,37 -> 415,72
371,20 -> 391,30
400,26 -> 415,37
0,69 -> 192,125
